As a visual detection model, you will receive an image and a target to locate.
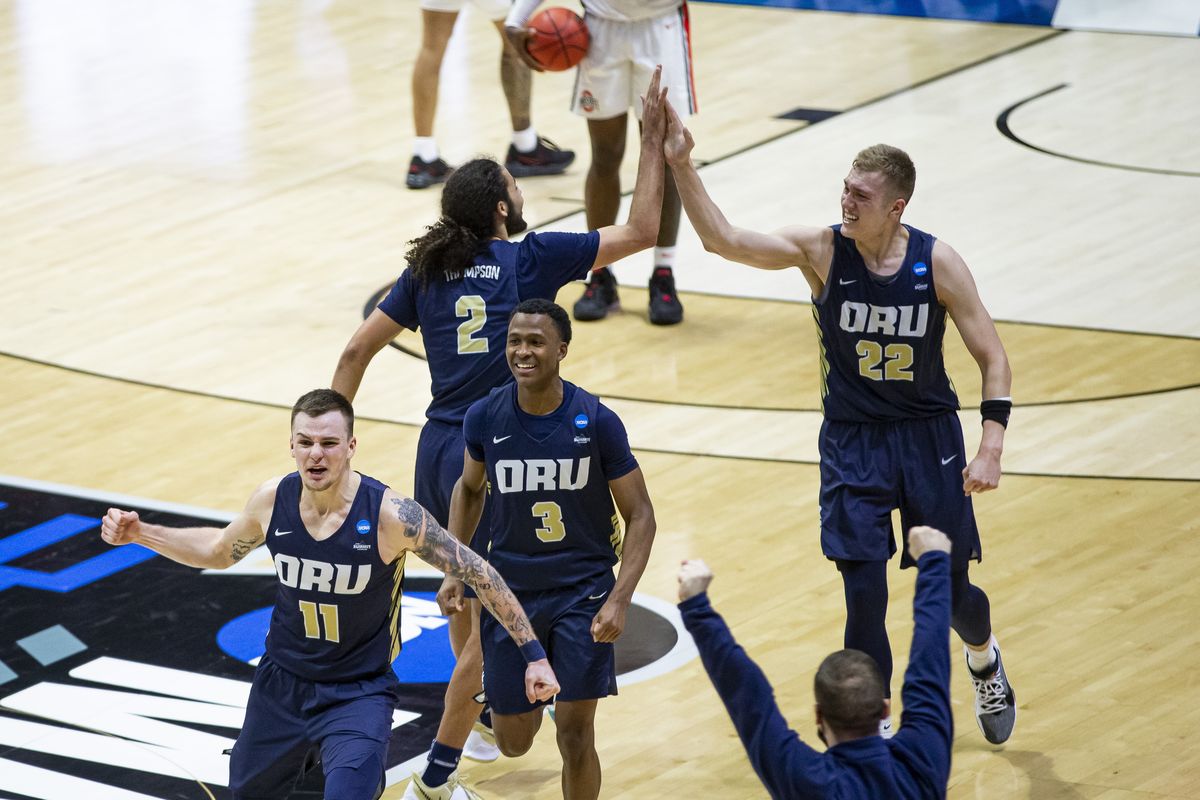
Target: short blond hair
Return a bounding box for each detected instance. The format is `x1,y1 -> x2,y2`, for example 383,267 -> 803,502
852,144 -> 916,202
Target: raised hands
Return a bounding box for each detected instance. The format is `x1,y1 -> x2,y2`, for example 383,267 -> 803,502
663,98 -> 695,168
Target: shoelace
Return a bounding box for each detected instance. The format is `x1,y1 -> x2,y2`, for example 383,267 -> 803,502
973,672 -> 1009,715
450,770 -> 484,800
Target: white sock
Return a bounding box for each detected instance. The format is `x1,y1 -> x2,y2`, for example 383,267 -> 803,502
512,126 -> 538,153
413,137 -> 438,163
654,246 -> 676,270
966,636 -> 998,674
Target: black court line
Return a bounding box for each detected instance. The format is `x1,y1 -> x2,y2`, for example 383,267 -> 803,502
997,84 -> 1200,178
4,349 -> 1196,483
367,280 -> 1200,412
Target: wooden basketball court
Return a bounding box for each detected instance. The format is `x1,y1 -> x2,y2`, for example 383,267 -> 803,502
2,1 -> 1198,797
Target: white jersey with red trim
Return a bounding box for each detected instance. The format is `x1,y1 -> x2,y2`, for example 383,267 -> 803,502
583,0 -> 682,22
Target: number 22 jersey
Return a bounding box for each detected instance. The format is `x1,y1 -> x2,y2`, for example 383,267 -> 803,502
813,224 -> 960,423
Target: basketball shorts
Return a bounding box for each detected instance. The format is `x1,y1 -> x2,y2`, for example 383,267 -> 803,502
228,656 -> 400,799
415,419 -> 492,556
419,0 -> 510,21
571,4 -> 698,121
479,571 -> 617,714
818,412 -> 982,570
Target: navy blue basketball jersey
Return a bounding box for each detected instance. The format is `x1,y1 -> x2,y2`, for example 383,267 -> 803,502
465,382 -> 635,592
813,224 -> 960,422
263,472 -> 404,682
377,231 -> 599,425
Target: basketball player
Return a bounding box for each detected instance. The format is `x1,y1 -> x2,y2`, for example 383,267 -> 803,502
408,0 -> 575,190
445,298 -> 656,800
99,389 -> 559,800
505,0 -> 697,325
333,71 -> 667,800
678,526 -> 955,799
662,104 -> 1017,744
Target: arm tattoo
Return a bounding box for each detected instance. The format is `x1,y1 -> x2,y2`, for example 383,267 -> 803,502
391,496 -> 429,541
394,497 -> 535,645
230,536 -> 260,563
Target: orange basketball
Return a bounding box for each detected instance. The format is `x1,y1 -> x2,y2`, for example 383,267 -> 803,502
526,7 -> 589,72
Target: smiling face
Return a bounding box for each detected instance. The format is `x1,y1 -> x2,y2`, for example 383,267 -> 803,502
839,168 -> 905,241
506,312 -> 567,389
290,410 -> 355,492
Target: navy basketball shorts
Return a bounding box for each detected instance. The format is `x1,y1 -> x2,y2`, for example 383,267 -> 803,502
228,656 -> 400,799
414,419 -> 492,557
479,571 -> 618,715
818,412 -> 982,569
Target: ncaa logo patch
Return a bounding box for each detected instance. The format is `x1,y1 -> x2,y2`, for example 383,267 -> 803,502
912,261 -> 928,276
574,413 -> 589,429
356,519 -> 371,535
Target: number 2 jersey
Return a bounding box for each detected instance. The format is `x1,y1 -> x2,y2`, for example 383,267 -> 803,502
263,472 -> 404,682
377,231 -> 600,425
813,224 -> 960,423
463,382 -> 638,592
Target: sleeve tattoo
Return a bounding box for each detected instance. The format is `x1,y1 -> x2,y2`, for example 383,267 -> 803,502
391,497 -> 535,645
230,536 -> 262,563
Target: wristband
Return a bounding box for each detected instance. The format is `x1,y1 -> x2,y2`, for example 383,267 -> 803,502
505,0 -> 540,28
980,398 -> 1012,428
520,640 -> 547,663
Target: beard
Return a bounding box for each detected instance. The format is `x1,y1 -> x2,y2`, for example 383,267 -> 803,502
505,197 -> 528,236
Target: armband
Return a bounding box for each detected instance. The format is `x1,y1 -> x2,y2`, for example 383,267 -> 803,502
520,640 -> 547,663
505,0 -> 540,28
980,398 -> 1012,428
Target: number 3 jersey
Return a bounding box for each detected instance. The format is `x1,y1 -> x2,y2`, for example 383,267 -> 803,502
814,224 -> 960,423
263,472 -> 404,682
463,382 -> 638,592
377,231 -> 600,426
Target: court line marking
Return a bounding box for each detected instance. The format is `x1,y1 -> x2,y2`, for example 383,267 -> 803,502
3,361 -> 1195,482
996,83 -> 1200,178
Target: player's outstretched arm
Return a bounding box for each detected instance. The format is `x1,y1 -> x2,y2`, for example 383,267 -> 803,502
383,490 -> 560,702
591,468 -> 656,643
592,66 -> 669,270
932,241 -> 1012,494
662,100 -> 830,288
438,450 -> 489,616
100,479 -> 275,570
894,527 -> 954,783
677,559 -> 826,797
332,308 -> 406,402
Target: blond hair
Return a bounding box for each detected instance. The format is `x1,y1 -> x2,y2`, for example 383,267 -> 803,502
852,144 -> 916,202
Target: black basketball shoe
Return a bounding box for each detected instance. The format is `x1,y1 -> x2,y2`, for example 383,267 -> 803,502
573,268 -> 620,321
406,155 -> 452,190
505,137 -> 575,178
967,642 -> 1017,744
647,267 -> 683,325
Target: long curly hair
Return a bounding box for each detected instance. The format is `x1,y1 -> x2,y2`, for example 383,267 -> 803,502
406,158 -> 508,286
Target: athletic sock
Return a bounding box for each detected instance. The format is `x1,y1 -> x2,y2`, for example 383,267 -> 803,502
966,635 -> 998,674
653,246 -> 676,270
421,741 -> 462,788
512,126 -> 538,153
413,137 -> 438,163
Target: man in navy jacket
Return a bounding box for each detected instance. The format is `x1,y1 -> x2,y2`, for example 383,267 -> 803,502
677,525 -> 954,799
